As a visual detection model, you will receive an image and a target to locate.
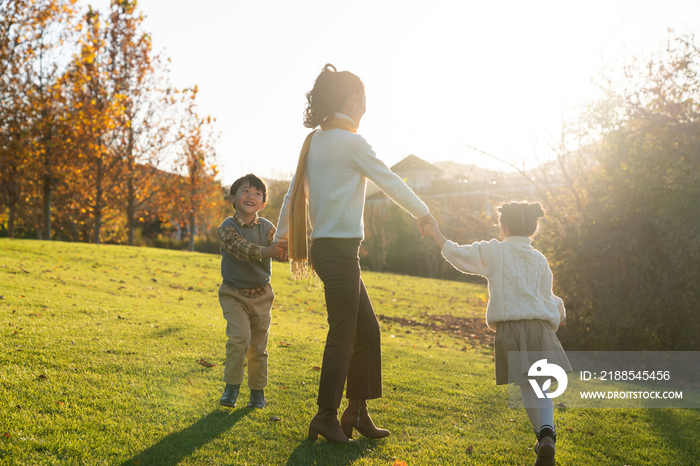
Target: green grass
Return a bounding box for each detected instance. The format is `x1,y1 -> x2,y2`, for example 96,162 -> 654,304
1,238 -> 699,465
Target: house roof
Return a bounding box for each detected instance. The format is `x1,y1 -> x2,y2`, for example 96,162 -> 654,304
391,154 -> 442,173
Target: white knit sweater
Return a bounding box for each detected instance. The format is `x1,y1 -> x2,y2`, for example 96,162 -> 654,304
274,124 -> 429,242
442,236 -> 565,331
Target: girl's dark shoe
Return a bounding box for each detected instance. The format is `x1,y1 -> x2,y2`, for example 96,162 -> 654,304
247,389 -> 267,408
534,435 -> 555,466
308,407 -> 354,443
340,399 -> 391,439
219,383 -> 240,407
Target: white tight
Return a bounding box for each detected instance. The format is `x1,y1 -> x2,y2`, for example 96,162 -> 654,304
519,378 -> 554,433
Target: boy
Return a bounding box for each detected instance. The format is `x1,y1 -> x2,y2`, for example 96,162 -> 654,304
217,174 -> 286,408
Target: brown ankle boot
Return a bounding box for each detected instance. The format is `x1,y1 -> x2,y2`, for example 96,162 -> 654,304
340,399 -> 391,439
308,407 -> 353,443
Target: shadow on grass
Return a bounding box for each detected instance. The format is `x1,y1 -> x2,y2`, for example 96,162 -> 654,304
644,408 -> 700,463
121,408 -> 250,466
284,438 -> 375,466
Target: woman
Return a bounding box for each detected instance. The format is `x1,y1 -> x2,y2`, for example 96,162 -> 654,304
275,64 -> 435,443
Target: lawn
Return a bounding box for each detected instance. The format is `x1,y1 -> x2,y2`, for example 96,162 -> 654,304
1,238 -> 699,465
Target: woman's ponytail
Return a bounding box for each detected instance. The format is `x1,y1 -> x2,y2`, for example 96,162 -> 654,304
303,64 -> 364,128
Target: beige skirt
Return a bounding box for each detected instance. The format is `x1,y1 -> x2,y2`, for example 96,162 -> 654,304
494,320 -> 572,386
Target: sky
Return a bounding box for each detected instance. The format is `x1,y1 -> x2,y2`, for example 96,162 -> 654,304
84,0 -> 700,183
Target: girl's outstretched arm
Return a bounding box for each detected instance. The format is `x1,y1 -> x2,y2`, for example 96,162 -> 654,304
423,222 -> 447,249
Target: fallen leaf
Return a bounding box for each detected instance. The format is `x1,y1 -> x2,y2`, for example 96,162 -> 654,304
3,432 -> 10,438
38,374 -> 47,379
557,402 -> 566,408
269,416 -> 281,422
56,401 -> 65,405
566,427 -> 574,432
587,431 -> 594,436
466,445 -> 474,454
312,366 -> 321,371
198,359 -> 216,367
279,341 -> 292,347
393,460 -> 407,466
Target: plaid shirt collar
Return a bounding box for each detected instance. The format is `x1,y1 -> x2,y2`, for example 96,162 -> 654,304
233,212 -> 260,228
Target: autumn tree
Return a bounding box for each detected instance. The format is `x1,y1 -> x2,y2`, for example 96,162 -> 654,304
62,6 -> 126,244
168,87 -> 221,252
105,0 -> 177,246
0,0 -> 77,238
26,1 -> 78,240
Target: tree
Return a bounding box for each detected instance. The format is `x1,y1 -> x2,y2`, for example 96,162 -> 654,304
63,6 -> 125,244
106,0 -> 176,246
169,87 -> 221,252
0,0 -> 77,238
536,32 -> 700,351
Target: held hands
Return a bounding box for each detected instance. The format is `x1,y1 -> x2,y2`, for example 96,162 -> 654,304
262,241 -> 288,261
422,222 -> 439,238
275,241 -> 289,262
421,220 -> 447,249
417,213 -> 438,238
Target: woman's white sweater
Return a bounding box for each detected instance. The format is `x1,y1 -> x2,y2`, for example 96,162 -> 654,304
275,126 -> 429,242
442,236 -> 565,331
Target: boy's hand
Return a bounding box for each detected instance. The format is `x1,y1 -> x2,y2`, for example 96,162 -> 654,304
273,242 -> 288,262
261,242 -> 286,259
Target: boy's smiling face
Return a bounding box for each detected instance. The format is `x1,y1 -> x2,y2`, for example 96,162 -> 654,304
231,181 -> 266,217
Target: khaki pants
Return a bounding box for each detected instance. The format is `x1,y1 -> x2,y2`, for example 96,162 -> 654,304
218,283 -> 274,389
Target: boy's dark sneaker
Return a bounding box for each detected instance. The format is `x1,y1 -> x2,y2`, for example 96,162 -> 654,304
219,384 -> 240,407
247,389 -> 267,408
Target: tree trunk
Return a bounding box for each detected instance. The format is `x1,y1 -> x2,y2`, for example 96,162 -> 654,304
188,209 -> 195,252
43,174 -> 51,240
127,175 -> 135,246
93,152 -> 103,244
8,203 -> 15,238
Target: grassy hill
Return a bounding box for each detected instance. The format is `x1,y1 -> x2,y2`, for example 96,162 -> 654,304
1,239 -> 699,465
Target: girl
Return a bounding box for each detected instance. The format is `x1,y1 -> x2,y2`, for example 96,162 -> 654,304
274,64 -> 436,443
423,202 -> 570,466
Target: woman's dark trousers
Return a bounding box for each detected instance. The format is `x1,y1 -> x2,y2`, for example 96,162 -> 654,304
310,238 -> 383,409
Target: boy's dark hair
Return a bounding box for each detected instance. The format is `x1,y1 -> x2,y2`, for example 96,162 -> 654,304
230,174 -> 268,206
498,201 -> 545,237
